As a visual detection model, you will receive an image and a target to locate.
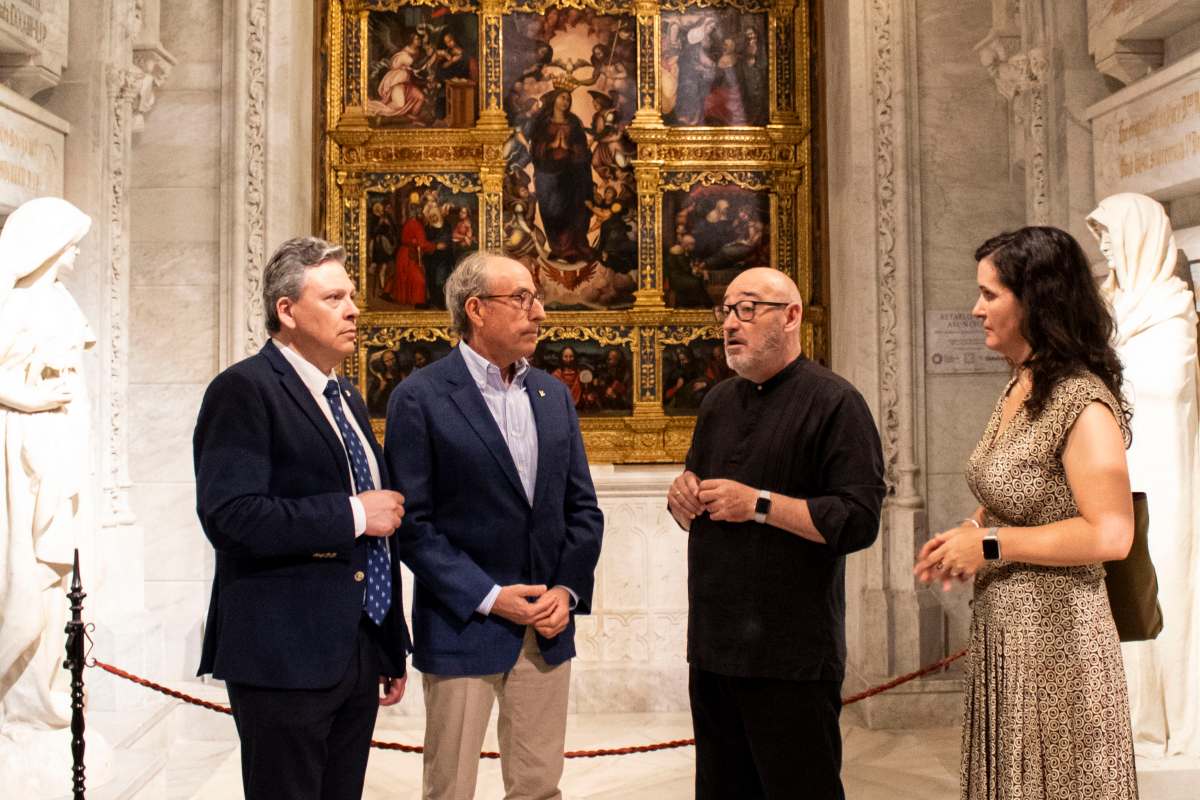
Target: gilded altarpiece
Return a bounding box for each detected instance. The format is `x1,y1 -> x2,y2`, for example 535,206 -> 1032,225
319,0 -> 820,462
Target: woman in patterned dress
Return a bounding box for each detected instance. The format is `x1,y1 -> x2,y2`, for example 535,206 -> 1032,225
915,226 -> 1139,799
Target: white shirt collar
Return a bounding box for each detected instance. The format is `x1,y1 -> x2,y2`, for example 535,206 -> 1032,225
272,338 -> 338,397
459,339 -> 529,391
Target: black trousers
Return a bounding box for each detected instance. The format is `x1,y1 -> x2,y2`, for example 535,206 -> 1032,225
690,667 -> 845,800
226,619 -> 383,800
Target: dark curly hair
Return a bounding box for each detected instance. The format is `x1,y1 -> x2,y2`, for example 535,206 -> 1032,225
974,226 -> 1129,424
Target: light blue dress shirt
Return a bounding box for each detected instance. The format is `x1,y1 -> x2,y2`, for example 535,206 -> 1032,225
458,340 -> 577,615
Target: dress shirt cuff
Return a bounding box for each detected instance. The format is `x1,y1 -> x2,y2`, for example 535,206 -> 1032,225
555,585 -> 579,610
349,496 -> 366,538
477,584 -> 502,615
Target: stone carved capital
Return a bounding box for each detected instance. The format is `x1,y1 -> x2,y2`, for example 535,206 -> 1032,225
976,30 -> 1042,102
129,46 -> 177,132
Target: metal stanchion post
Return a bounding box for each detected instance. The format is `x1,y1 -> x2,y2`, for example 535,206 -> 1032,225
63,549 -> 87,799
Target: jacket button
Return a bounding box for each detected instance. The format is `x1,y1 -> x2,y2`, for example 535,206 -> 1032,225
354,571 -> 365,582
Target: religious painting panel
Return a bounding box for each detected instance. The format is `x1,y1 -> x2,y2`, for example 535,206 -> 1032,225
531,326 -> 635,417
501,9 -> 639,310
361,326 -> 457,418
321,0 -> 818,462
661,179 -> 772,309
357,173 -> 481,312
363,5 -> 480,129
659,328 -> 731,416
661,8 -> 769,127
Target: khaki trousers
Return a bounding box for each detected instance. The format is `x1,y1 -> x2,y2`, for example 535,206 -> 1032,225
422,627 -> 571,800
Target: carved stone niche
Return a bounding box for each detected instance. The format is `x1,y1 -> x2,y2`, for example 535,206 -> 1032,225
1088,0 -> 1200,85
0,0 -> 70,98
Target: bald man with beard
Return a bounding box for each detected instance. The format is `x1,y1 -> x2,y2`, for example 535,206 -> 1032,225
667,268 -> 886,800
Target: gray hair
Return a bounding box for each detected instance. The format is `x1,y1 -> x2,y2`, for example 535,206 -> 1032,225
262,236 -> 346,334
444,250 -> 501,339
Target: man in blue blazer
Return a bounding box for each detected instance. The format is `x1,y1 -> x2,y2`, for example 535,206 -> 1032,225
194,237 -> 410,800
385,252 -> 603,800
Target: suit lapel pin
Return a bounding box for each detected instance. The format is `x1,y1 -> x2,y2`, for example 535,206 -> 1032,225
538,389 -> 546,398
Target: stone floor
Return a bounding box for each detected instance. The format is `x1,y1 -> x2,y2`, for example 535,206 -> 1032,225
163,712 -> 1198,799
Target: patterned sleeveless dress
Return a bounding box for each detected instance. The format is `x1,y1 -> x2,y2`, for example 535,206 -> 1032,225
962,372 -> 1138,799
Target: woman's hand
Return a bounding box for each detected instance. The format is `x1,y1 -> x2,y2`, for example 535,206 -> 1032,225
914,525 -> 984,592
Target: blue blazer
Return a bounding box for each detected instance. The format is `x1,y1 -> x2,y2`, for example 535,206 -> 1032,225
194,341 -> 411,689
385,346 -> 603,676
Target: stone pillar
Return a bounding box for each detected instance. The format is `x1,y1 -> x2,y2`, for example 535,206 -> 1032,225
825,0 -> 958,727
978,0 -> 1109,243
41,0 -> 173,711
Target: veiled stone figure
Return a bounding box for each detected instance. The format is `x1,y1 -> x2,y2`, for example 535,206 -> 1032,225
1088,192 -> 1200,759
0,197 -> 95,794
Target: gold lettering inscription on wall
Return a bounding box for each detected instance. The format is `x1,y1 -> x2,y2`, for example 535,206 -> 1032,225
0,0 -> 47,44
0,124 -> 45,191
0,125 -> 43,158
0,159 -> 41,191
1118,90 -> 1200,144
1120,130 -> 1200,178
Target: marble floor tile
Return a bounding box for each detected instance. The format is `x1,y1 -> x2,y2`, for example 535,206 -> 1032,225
176,713 -> 1199,799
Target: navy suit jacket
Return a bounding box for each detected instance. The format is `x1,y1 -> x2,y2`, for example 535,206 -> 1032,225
194,341 -> 411,689
385,346 -> 603,676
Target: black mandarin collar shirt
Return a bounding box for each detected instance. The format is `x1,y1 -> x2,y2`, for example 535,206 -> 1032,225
684,354 -> 886,682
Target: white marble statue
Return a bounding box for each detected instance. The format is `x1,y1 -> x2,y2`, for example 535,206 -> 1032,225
1087,192 -> 1200,759
0,197 -> 98,794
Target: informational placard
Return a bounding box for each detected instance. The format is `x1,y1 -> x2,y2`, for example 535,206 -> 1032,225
1089,49 -> 1200,201
925,311 -> 1009,375
0,82 -> 66,214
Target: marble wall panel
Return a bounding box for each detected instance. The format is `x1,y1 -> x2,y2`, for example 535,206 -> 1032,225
131,91 -> 221,189
160,0 -> 221,64
646,519 -> 688,611
132,483 -> 209,582
165,62 -> 221,92
598,520 -> 648,611
925,373 -> 1010,475
145,580 -> 211,681
916,0 -> 1025,282
131,187 -> 219,243
131,242 -> 220,287
130,285 -> 218,383
128,384 -> 206,483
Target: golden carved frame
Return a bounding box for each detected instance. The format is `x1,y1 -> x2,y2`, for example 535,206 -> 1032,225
319,0 -> 821,462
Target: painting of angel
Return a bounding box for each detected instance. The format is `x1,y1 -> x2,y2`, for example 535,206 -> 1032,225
501,10 -> 638,309
365,9 -> 479,128
364,178 -> 479,311
662,9 -> 768,127
662,184 -> 771,308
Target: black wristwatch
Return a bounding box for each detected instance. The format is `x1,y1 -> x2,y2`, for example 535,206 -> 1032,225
753,490 -> 772,524
982,527 -> 1001,561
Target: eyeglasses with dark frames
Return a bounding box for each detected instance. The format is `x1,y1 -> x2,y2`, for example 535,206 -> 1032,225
477,288 -> 546,313
713,300 -> 791,323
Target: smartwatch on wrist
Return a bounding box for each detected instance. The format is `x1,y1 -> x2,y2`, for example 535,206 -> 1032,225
982,527 -> 1001,561
753,490 -> 772,524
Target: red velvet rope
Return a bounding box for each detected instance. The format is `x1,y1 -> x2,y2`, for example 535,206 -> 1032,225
92,648 -> 967,758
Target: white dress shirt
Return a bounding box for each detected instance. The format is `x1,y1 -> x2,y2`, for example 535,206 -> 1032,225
272,339 -> 380,537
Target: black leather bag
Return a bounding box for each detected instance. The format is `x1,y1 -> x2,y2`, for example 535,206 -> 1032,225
1104,491 -> 1164,642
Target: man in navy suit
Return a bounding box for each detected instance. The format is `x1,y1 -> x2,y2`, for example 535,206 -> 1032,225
385,252 -> 603,800
194,237 -> 411,800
